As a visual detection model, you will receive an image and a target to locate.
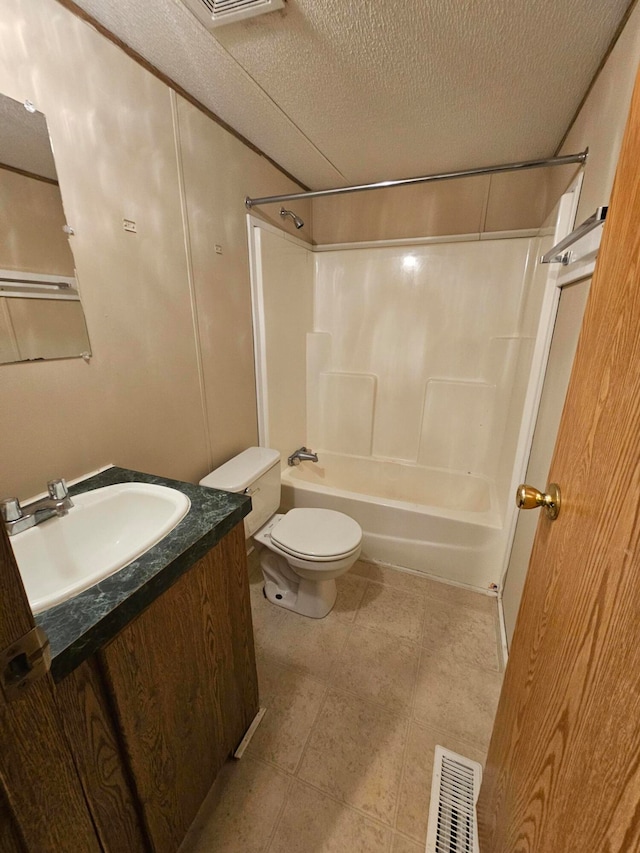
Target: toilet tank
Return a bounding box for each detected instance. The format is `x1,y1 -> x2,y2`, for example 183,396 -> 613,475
199,447 -> 281,537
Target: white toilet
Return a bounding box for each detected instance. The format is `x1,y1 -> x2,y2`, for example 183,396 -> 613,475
199,447 -> 362,618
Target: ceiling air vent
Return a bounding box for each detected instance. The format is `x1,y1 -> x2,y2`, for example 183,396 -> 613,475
182,0 -> 285,29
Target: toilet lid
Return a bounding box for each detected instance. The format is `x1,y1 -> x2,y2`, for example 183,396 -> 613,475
271,508 -> 362,559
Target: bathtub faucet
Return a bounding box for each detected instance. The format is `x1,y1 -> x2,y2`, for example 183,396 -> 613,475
288,447 -> 319,466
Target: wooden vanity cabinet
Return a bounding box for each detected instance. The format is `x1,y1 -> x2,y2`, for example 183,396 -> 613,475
56,522 -> 259,853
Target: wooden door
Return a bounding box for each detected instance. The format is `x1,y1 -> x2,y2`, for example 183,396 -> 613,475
478,63 -> 640,850
0,524 -> 101,852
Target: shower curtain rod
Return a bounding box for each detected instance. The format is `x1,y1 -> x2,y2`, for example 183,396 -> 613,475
245,150 -> 588,209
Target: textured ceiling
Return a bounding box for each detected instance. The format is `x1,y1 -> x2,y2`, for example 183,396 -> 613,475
68,0 -> 630,188
0,92 -> 57,179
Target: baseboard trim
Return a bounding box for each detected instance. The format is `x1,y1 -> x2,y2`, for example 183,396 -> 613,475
497,595 -> 509,669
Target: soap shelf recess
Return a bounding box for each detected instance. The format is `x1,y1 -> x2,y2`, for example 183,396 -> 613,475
541,206 -> 608,265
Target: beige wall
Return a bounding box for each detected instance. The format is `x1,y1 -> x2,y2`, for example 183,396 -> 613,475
551,4 -> 640,221
0,299 -> 19,363
0,0 -> 306,498
0,167 -> 87,366
0,168 -> 75,275
3,298 -> 90,362
174,95 -> 311,472
311,155 -> 562,245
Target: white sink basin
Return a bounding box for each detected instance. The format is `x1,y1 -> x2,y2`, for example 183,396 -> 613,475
11,482 -> 191,614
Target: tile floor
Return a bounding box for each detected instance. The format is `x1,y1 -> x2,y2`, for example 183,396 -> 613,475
180,558 -> 504,853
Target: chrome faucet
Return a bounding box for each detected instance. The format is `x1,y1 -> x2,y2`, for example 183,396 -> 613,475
1,479 -> 74,536
287,447 -> 319,466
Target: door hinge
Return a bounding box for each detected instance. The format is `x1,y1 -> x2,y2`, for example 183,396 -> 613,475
1,625 -> 51,701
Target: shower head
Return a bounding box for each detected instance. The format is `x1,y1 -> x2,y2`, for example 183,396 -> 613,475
280,207 -> 304,229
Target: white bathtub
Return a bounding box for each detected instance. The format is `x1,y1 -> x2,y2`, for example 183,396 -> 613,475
280,452 -> 505,590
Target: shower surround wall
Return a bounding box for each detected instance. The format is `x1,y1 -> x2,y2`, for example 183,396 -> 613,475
257,227 -> 314,455
256,225 -> 545,587
311,240 -> 537,486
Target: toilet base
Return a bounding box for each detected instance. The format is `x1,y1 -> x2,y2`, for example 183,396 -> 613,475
260,550 -> 337,618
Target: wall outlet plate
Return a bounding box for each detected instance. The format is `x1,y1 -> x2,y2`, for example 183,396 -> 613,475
123,219 -> 137,233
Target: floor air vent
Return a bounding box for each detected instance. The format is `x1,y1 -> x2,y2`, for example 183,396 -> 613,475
181,0 -> 285,29
426,747 -> 482,853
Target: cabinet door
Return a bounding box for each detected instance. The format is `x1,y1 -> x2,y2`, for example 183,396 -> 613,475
55,657 -> 148,852
99,523 -> 258,853
0,526 -> 101,852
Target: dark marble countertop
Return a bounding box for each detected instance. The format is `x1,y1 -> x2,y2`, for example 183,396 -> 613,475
36,466 -> 250,682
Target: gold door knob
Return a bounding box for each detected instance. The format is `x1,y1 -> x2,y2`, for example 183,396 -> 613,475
516,483 -> 561,520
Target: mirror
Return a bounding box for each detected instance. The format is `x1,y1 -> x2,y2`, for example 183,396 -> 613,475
0,93 -> 91,364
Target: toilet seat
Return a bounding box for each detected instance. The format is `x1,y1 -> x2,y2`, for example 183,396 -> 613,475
270,508 -> 362,562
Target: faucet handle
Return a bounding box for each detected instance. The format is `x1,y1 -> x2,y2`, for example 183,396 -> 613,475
1,497 -> 23,522
47,478 -> 69,500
